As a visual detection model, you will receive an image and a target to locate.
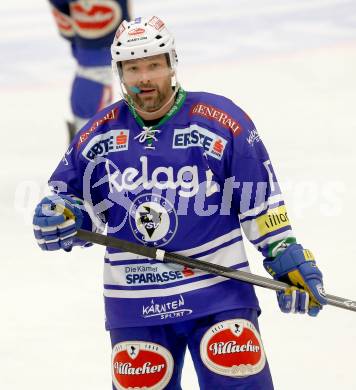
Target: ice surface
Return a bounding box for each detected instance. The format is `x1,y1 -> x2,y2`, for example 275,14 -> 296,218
1,1 -> 356,389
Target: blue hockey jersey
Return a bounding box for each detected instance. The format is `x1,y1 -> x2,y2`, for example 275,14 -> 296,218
50,89 -> 296,329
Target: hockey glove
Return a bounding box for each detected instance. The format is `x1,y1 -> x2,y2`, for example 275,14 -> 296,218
33,194 -> 83,252
263,244 -> 327,316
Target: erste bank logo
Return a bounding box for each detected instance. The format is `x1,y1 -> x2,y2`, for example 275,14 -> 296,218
82,129 -> 129,161
172,125 -> 227,160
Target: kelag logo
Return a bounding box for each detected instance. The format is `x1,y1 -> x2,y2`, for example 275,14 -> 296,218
172,125 -> 227,160
82,129 -> 129,161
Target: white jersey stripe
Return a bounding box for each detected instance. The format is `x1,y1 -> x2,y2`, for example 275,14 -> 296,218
105,228 -> 242,261
249,229 -> 293,249
105,251 -> 148,261
239,194 -> 283,220
176,227 -> 242,256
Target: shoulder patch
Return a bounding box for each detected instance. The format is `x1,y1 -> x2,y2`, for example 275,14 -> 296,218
190,102 -> 242,137
76,107 -> 118,149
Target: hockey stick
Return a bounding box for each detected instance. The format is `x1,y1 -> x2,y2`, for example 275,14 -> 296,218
76,229 -> 356,313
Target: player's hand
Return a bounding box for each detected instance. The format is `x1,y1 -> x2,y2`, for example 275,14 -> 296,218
263,244 -> 327,316
33,194 -> 83,252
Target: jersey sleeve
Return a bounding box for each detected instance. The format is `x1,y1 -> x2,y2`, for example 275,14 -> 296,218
48,130 -> 106,239
224,101 -> 296,258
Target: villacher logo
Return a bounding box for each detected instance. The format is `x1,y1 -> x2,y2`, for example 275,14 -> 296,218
200,319 -> 266,377
70,0 -> 122,39
112,341 -> 174,390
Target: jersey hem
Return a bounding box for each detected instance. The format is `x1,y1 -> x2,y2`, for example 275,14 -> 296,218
104,303 -> 261,330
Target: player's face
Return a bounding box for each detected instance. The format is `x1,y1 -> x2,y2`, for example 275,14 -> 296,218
121,54 -> 173,112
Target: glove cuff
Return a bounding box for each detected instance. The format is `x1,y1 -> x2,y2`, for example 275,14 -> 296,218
60,195 -> 84,229
263,243 -> 314,279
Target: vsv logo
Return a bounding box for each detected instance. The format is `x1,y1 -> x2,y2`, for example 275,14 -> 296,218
172,125 -> 227,160
82,129 -> 129,161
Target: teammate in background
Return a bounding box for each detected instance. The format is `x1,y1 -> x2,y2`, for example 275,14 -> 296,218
33,16 -> 327,389
49,0 -> 131,140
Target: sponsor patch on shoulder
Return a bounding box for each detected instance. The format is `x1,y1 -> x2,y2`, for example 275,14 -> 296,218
172,125 -> 227,160
82,129 -> 129,160
200,319 -> 266,377
246,128 -> 260,146
190,103 -> 242,136
112,341 -> 174,390
77,107 -> 118,148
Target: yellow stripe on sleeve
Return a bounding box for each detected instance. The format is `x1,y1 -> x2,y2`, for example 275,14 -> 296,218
255,205 -> 290,236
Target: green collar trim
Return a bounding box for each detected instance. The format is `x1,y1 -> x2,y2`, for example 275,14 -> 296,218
128,88 -> 186,131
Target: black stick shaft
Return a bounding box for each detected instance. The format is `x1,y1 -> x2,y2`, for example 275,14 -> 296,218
76,229 -> 356,313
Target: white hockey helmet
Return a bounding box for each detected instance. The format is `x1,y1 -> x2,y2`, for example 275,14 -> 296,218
111,16 -> 178,74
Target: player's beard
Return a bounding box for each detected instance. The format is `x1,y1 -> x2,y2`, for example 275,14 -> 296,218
131,82 -> 172,112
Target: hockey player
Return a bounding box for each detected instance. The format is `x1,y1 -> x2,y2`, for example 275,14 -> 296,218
33,16 -> 327,389
49,0 -> 131,139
